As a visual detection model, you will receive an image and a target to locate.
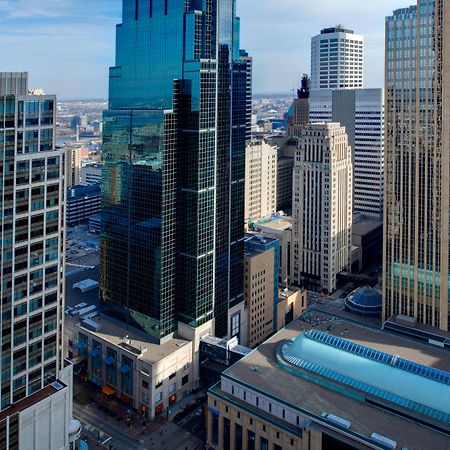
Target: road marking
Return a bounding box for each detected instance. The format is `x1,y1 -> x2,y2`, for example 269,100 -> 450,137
102,437 -> 112,445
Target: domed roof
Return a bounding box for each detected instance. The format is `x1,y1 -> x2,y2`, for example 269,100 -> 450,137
345,285 -> 381,316
286,331 -> 450,418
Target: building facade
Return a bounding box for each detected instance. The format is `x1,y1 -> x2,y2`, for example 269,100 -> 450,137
80,163 -> 102,185
292,124 -> 352,293
101,0 -> 251,342
310,88 -> 385,219
0,72 -> 78,449
311,26 -> 364,90
206,307 -> 450,450
383,0 -> 450,330
67,184 -> 101,227
244,235 -> 279,348
244,140 -> 278,222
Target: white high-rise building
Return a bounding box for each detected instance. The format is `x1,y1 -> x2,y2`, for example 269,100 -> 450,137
310,88 -> 384,219
245,140 -> 278,222
292,123 -> 352,293
0,73 -> 79,449
311,26 -> 364,90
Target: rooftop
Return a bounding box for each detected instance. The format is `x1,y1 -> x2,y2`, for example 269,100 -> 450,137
352,219 -> 383,236
71,314 -> 191,365
218,309 -> 450,449
255,216 -> 292,232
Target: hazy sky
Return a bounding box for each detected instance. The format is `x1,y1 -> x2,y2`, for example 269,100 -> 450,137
0,0 -> 414,99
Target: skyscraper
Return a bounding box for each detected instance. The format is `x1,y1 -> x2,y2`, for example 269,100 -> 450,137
286,74 -> 311,136
292,123 -> 353,293
383,0 -> 449,331
311,26 -> 364,90
0,73 -> 78,449
309,88 -> 385,219
101,0 -> 250,342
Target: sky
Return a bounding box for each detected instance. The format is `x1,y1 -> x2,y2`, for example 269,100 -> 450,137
0,0 -> 414,99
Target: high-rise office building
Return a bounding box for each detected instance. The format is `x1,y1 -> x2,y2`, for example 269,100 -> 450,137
310,88 -> 385,218
101,1 -> 250,342
292,123 -> 352,293
244,140 -> 278,222
383,0 -> 450,331
311,26 -> 364,90
286,74 -> 311,137
0,73 -> 78,449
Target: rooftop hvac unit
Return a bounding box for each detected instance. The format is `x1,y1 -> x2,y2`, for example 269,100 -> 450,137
320,412 -> 351,429
370,433 -> 397,449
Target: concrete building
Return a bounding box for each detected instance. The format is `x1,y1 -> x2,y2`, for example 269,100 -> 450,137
293,123 -> 352,293
67,184 -> 101,227
245,140 -> 278,222
253,216 -> 293,286
384,1 -> 450,330
267,136 -> 297,213
352,217 -> 383,272
65,313 -> 194,420
310,88 -> 385,219
276,286 -> 307,331
286,75 -> 311,137
80,163 -> 102,185
0,72 -> 79,449
206,307 -> 450,450
311,26 -> 364,90
65,145 -> 89,187
244,235 -> 279,348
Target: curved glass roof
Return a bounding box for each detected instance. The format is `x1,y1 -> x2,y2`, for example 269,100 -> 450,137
281,330 -> 450,422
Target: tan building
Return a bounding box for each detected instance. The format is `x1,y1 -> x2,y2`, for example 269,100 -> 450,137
65,144 -> 89,186
293,123 -> 353,293
254,216 -> 293,285
244,235 -> 278,348
245,140 -> 278,222
276,286 -> 307,331
383,1 -> 450,330
206,306 -> 450,450
65,313 -> 195,419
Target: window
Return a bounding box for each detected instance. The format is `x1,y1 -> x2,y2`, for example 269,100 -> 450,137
235,424 -> 243,450
168,383 -> 176,394
261,437 -> 269,450
247,431 -> 256,450
212,414 -> 219,446
155,391 -> 162,404
169,372 -> 176,380
142,380 -> 149,389
182,374 -> 188,386
274,445 -> 282,450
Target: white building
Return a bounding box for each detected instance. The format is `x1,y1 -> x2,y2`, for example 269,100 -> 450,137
0,72 -> 79,449
80,163 -> 102,185
311,26 -> 363,90
310,88 -> 384,218
292,123 -> 352,293
245,140 -> 278,222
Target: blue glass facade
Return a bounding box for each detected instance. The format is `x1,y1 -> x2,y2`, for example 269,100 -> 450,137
101,0 -> 251,341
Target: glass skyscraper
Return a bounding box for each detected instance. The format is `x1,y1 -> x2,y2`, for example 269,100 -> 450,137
101,0 -> 251,342
383,0 -> 450,330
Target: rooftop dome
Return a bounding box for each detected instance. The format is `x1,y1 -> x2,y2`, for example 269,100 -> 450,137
345,285 -> 382,317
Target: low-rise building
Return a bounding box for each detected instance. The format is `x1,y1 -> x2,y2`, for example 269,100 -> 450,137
67,184 -> 101,227
207,307 -> 450,450
276,286 -> 307,331
80,163 -> 102,185
65,313 -> 194,420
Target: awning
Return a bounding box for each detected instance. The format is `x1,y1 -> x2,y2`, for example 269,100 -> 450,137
75,342 -> 87,350
119,365 -> 131,374
102,385 -> 116,396
88,348 -> 101,357
104,356 -> 115,366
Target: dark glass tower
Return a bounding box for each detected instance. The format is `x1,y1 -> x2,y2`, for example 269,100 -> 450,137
101,0 -> 250,342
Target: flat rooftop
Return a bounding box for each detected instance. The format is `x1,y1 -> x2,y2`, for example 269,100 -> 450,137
69,314 -> 191,365
256,217 -> 292,232
219,310 -> 450,450
352,219 -> 383,236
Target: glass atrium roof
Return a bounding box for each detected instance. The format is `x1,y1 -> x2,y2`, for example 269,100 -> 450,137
280,329 -> 450,424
